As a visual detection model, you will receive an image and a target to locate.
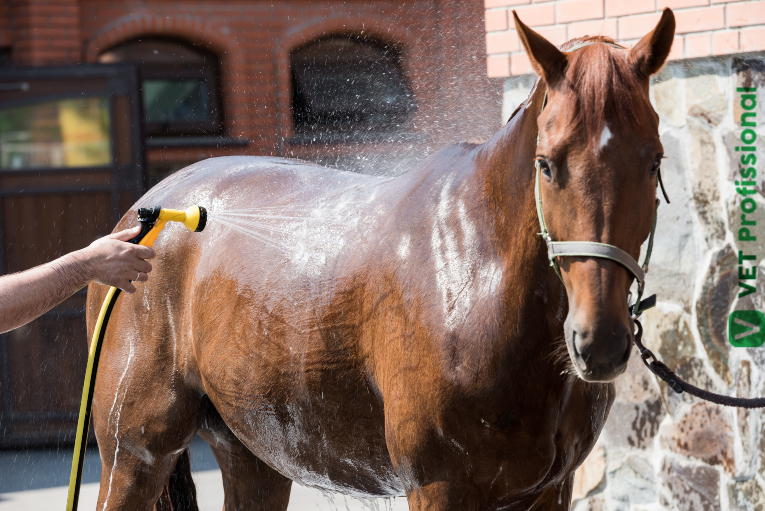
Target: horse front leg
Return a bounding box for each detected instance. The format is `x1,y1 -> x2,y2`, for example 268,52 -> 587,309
384,409 -> 486,510
404,482 -> 484,511
402,475 -> 574,511
383,396 -> 567,511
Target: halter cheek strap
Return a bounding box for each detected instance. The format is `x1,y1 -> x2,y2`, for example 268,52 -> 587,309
534,158 -> 659,317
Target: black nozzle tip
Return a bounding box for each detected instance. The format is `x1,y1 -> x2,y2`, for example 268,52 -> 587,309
137,205 -> 161,223
196,206 -> 207,232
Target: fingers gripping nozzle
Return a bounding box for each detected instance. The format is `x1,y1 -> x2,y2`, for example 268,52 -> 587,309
130,205 -> 207,246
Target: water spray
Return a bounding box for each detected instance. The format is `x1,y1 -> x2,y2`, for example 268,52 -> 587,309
66,205 -> 207,511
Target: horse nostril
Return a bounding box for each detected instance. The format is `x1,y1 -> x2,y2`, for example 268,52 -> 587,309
572,322 -> 630,368
572,326 -> 591,362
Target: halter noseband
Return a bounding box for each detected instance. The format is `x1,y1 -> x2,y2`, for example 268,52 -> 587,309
534,40 -> 663,318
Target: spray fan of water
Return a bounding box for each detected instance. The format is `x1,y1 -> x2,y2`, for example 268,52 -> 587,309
208,206 -> 356,253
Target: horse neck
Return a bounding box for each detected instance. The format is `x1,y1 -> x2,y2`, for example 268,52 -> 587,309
480,78 -> 545,200
476,79 -> 568,338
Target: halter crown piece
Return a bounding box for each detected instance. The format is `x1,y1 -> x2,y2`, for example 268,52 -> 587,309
534,40 -> 661,318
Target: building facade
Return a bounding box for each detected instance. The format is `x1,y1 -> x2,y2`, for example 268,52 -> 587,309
484,1 -> 765,510
4,0 -> 502,179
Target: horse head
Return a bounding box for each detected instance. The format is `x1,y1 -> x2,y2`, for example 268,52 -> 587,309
514,9 -> 675,382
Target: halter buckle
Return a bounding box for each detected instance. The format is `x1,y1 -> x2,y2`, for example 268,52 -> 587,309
630,294 -> 657,318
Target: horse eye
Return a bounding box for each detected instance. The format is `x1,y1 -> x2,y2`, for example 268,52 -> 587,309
537,159 -> 552,179
651,157 -> 662,174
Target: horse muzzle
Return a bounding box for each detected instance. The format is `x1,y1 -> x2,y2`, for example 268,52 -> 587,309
565,314 -> 632,382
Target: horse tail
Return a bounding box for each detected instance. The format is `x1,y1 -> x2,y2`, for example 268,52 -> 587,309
155,448 -> 199,511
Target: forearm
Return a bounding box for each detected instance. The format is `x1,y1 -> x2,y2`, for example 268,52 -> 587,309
0,249 -> 93,334
0,225 -> 153,334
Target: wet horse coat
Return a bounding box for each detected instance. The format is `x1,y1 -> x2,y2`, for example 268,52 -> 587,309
87,11 -> 676,511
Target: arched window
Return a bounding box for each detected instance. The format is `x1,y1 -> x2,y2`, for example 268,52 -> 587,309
290,36 -> 415,136
99,38 -> 223,137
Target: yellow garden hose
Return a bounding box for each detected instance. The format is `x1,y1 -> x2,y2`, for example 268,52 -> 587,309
66,205 -> 206,511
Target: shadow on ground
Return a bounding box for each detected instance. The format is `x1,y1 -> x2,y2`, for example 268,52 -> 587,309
0,435 -> 218,493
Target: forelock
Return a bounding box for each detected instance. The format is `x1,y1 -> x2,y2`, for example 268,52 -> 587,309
559,38 -> 651,150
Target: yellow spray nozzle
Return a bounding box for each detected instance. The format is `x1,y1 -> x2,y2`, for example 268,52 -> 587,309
157,205 -> 207,232
136,205 -> 207,233
132,205 -> 207,248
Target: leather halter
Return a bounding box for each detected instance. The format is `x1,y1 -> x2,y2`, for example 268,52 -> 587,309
534,40 -> 661,318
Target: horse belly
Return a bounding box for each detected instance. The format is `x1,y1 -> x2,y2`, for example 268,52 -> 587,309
245,401 -> 402,497
196,311 -> 403,497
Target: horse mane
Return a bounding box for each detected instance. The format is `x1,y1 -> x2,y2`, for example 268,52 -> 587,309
559,36 -> 649,149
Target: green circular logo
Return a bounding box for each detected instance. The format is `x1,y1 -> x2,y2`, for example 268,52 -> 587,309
729,310 -> 765,348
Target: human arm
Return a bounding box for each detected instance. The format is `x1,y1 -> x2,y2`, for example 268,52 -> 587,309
0,226 -> 155,334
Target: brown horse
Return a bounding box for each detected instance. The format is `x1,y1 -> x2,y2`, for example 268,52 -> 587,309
87,10 -> 675,511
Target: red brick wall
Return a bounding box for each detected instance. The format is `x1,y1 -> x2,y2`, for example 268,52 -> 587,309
8,0 -> 81,65
2,0 -> 501,171
0,2 -> 11,47
485,0 -> 765,77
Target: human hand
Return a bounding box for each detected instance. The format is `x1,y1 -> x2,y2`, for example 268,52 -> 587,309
83,226 -> 156,293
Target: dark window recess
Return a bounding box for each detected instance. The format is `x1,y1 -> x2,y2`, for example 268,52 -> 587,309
291,37 -> 415,134
0,48 -> 11,68
99,39 -> 223,136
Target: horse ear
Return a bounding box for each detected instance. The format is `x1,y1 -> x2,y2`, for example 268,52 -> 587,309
512,10 -> 567,85
628,8 -> 676,78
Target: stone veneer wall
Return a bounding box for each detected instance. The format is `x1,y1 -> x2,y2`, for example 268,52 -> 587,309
504,53 -> 765,511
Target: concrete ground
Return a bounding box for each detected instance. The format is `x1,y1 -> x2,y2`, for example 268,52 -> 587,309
0,436 -> 409,510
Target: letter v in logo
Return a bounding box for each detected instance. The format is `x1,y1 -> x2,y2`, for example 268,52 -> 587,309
729,310 -> 765,348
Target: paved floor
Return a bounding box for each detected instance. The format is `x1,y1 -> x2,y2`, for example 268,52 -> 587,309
0,436 -> 409,510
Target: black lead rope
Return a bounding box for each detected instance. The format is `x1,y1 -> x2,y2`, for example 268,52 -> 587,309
657,168 -> 671,204
632,319 -> 765,408
627,181 -> 764,408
